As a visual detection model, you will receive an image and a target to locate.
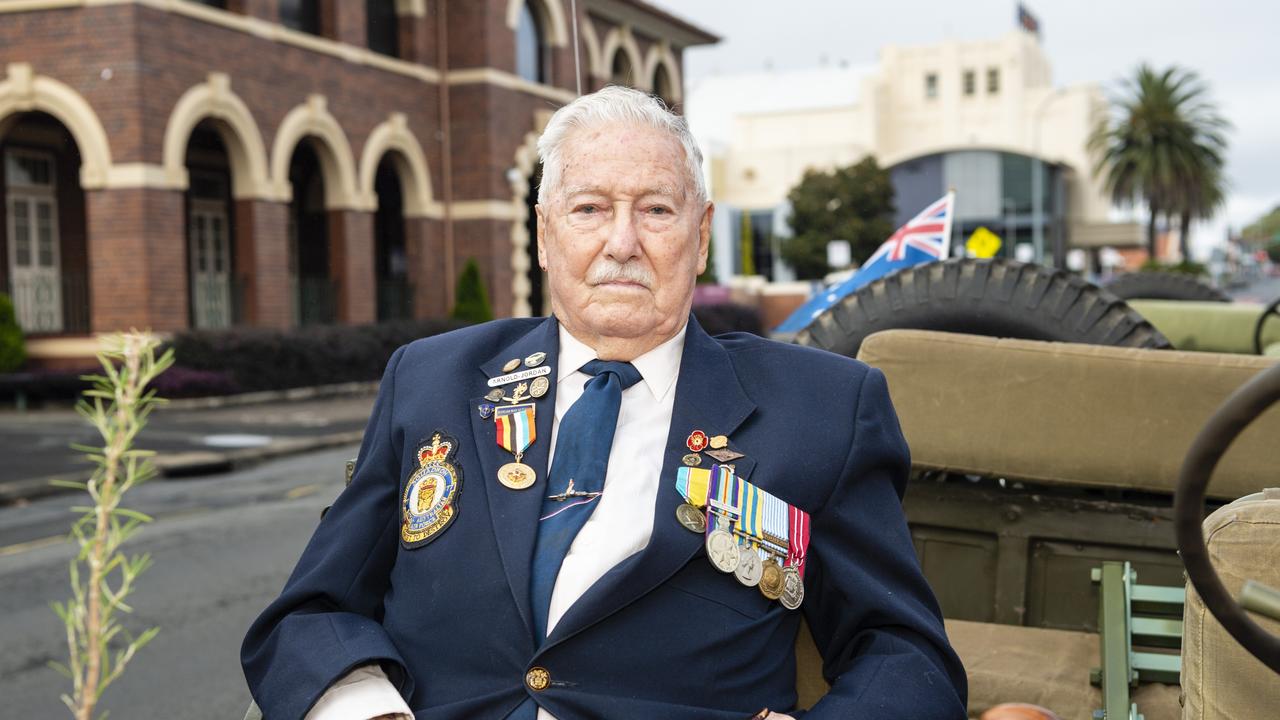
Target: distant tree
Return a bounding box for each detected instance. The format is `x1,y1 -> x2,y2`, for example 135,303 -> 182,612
782,157 -> 895,280
1090,64 -> 1229,261
0,293 -> 24,372
452,259 -> 493,324
738,211 -> 757,277
1243,205 -> 1280,246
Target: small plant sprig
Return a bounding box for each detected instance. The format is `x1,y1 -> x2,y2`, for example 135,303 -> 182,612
50,331 -> 173,720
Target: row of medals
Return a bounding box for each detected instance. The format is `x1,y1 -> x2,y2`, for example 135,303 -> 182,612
484,352 -> 549,490
675,500 -> 804,610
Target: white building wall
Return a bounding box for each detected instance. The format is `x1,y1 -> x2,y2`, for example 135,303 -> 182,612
713,31 -> 1115,231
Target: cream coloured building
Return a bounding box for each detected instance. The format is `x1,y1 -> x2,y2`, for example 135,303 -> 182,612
688,30 -> 1141,282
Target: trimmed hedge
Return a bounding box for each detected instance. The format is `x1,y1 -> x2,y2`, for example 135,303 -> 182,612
0,293 -> 24,372
168,318 -> 469,393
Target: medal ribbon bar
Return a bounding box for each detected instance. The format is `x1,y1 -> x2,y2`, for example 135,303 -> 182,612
495,403 -> 536,460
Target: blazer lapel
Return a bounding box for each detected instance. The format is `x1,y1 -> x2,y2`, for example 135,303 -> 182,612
470,316 -> 561,640
540,317 -> 757,650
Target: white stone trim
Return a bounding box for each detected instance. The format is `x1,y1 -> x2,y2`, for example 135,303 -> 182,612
269,95 -> 363,210
359,112 -> 435,218
394,0 -> 426,18
446,68 -> 576,103
579,16 -> 605,79
104,163 -> 172,188
600,25 -> 647,90
0,63 -> 114,189
161,72 -> 272,199
452,200 -> 523,221
505,0 -> 569,47
507,125 -> 548,318
642,40 -> 682,102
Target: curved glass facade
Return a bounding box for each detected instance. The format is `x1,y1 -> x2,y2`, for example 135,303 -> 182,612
889,150 -> 1067,258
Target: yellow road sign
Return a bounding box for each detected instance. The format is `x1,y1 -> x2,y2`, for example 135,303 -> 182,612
966,226 -> 1003,258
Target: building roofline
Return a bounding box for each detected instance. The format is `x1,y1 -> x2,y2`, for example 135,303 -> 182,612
590,0 -> 720,46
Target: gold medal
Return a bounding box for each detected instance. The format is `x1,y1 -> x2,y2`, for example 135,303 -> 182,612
759,558 -> 784,600
709,435 -> 728,449
497,462 -> 537,490
675,502 -> 707,533
529,375 -> 550,398
780,566 -> 804,610
682,453 -> 702,467
502,358 -> 521,373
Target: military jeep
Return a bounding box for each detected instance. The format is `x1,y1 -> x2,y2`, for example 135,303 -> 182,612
789,258 -> 1280,719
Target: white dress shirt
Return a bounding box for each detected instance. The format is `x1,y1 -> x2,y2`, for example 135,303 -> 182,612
306,323 -> 687,720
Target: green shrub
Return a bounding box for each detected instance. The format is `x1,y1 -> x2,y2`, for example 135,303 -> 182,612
1139,259 -> 1208,276
0,293 -> 25,372
1266,241 -> 1280,264
452,259 -> 493,324
167,318 -> 467,393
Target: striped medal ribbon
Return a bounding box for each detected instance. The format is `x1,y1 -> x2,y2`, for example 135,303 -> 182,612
787,504 -> 812,579
494,403 -> 536,462
675,466 -> 712,508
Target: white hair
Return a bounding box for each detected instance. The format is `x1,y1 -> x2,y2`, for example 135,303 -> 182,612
536,85 -> 707,205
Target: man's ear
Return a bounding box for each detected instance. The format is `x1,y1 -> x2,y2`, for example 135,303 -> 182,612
535,204 -> 549,270
696,201 -> 714,274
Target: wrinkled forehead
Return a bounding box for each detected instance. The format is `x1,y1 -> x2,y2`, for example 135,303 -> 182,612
550,122 -> 693,200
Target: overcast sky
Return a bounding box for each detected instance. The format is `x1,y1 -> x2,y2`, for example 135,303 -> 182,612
646,0 -> 1280,248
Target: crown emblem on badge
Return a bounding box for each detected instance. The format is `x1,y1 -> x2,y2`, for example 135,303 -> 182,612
418,433 -> 454,466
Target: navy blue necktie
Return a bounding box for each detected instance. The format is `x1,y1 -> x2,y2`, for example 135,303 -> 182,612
529,360 -> 643,643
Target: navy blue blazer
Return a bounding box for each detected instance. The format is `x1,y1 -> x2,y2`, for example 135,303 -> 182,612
242,315 -> 966,719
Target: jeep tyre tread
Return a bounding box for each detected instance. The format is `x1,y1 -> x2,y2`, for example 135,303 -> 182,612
1103,271 -> 1230,303
795,258 -> 1173,357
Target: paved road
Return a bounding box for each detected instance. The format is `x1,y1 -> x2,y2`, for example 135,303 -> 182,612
0,445 -> 356,718
0,393 -> 374,492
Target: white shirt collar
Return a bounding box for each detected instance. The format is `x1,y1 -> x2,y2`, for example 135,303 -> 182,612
556,322 -> 687,403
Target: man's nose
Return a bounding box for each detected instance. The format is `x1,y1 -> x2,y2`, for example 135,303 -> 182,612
602,209 -> 641,261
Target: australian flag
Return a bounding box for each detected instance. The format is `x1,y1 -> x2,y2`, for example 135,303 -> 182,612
773,192 -> 954,335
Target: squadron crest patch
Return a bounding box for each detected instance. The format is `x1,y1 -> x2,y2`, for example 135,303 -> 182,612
401,432 -> 463,548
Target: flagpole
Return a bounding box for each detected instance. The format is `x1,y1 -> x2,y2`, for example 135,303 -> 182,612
941,188 -> 957,258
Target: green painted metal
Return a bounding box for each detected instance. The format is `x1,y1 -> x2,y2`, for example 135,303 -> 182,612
1097,562 -> 1135,719
1131,617 -> 1184,649
1133,652 -> 1182,684
1240,579 -> 1280,623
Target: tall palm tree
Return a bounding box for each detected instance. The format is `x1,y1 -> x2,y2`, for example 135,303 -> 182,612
1089,64 -> 1229,261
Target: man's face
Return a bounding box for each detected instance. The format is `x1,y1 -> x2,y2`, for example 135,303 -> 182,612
536,123 -> 712,348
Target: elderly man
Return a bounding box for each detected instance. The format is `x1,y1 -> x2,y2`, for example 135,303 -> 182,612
242,86 -> 966,720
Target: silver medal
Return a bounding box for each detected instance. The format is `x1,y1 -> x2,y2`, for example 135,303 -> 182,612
734,545 -> 763,587
705,528 -> 739,573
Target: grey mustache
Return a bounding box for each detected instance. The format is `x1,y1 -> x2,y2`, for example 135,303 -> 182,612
587,262 -> 653,287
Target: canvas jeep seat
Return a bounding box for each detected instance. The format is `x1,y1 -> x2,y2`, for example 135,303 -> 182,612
1180,488 -> 1280,720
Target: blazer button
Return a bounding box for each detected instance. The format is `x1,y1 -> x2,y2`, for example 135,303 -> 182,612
525,666 -> 551,692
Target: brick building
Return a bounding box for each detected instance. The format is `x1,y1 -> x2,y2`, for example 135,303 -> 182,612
0,0 -> 715,366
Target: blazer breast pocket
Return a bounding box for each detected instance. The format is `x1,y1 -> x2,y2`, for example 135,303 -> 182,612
664,558 -> 776,621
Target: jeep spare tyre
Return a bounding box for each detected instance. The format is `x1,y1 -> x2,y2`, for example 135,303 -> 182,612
795,258 -> 1172,357
1104,271 -> 1230,303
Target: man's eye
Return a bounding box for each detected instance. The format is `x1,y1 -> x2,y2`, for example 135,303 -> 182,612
647,206 -> 672,215
574,205 -> 599,214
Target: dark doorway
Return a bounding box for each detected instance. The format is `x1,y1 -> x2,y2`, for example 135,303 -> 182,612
374,158 -> 410,321
287,140 -> 333,325
525,165 -> 544,316
184,122 -> 236,329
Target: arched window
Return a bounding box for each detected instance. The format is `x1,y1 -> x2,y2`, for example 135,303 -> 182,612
279,0 -> 320,36
366,1 -> 399,57
515,2 -> 546,84
611,51 -> 633,86
653,64 -> 675,106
